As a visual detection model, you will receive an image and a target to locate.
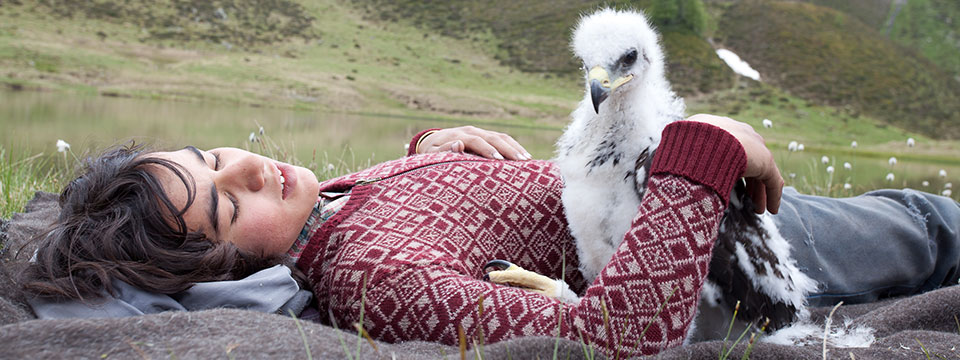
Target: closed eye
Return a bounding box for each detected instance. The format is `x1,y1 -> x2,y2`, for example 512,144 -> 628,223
228,193 -> 239,224
212,151 -> 239,225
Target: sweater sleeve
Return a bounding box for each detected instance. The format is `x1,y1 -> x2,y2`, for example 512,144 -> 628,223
359,121 -> 747,356
406,128 -> 442,157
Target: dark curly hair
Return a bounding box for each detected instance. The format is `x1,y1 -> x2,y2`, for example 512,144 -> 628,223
21,143 -> 298,301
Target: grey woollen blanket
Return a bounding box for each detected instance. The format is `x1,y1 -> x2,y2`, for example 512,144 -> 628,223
2,192 -> 959,359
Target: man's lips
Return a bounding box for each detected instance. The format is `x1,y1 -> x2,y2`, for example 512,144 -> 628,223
275,162 -> 298,200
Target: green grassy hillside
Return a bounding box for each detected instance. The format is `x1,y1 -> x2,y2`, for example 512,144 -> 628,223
718,1 -> 960,139
357,0 -> 959,139
888,0 -> 960,78
801,0 -> 894,28
0,0 -> 579,125
0,0 -> 956,144
356,0 -> 734,95
802,0 -> 960,78
2,0 -> 959,219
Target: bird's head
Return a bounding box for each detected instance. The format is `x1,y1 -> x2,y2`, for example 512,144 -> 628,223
572,8 -> 665,114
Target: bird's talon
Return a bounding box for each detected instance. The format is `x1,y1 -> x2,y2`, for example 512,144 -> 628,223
483,259 -> 515,273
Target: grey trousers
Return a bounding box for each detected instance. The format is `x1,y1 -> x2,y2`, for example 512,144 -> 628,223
774,187 -> 960,307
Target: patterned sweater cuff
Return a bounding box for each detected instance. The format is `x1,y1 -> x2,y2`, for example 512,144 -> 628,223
407,128 -> 443,157
651,121 -> 747,204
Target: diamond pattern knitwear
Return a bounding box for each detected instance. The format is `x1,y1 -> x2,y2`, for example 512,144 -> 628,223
295,121 -> 747,356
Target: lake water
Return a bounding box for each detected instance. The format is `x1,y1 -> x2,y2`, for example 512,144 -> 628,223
1,90 -> 956,199
0,90 -> 562,170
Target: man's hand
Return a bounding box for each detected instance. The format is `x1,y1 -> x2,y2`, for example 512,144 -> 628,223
686,114 -> 784,214
418,126 -> 532,161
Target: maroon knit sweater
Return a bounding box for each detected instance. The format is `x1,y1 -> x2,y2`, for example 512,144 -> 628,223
296,121 -> 746,357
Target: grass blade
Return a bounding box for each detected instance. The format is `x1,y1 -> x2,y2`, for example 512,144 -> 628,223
637,285 -> 679,348
328,309 -> 355,360
289,310 -> 313,360
720,301 -> 741,360
823,301 -> 844,360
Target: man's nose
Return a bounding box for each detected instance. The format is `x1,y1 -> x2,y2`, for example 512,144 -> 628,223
217,154 -> 265,192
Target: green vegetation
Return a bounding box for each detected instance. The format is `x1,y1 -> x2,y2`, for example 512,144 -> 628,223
649,0 -> 708,36
355,0 -> 732,95
29,0 -> 319,48
0,146 -> 72,219
803,0 -> 960,79
888,0 -> 960,78
661,30 -> 733,95
718,1 -> 960,139
801,0 -> 894,28
1,0 -> 959,220
0,0 -> 579,126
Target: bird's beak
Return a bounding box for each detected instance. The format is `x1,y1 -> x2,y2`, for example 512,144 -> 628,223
588,66 -> 634,114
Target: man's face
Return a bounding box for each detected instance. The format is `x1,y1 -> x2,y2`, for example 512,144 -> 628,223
151,147 -> 320,257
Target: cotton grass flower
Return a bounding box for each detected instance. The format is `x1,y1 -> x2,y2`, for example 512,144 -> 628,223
922,181 -> 930,187
249,132 -> 257,142
259,126 -> 265,135
906,138 -> 915,147
946,183 -> 953,189
762,119 -> 773,128
821,156 -> 829,165
326,163 -> 336,172
850,141 -> 858,149
789,173 -> 796,179
888,157 -> 897,166
940,169 -> 948,178
943,189 -> 953,197
788,141 -> 798,152
797,144 -> 805,151
56,139 -> 70,153
886,173 -> 895,182
844,183 -> 852,190
826,166 -> 835,174
843,162 -> 852,170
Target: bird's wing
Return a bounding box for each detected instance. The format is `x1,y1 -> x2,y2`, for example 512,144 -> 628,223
709,183 -> 808,330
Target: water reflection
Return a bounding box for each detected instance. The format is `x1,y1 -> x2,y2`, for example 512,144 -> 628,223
0,90 -> 562,165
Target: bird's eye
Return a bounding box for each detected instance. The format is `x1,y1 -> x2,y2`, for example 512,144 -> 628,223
622,49 -> 638,66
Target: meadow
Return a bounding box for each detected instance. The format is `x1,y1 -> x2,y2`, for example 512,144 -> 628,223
2,2 -> 960,358
1,0 -> 958,217
2,86 -> 957,219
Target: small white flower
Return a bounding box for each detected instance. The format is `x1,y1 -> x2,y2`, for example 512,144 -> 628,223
326,163 -> 335,172
56,139 -> 70,153
788,141 -> 798,152
922,181 -> 930,187
248,132 -> 256,142
259,126 -> 265,135
826,166 -> 835,174
789,173 -> 796,179
821,156 -> 829,165
940,169 -> 948,178
843,162 -> 852,170
906,138 -> 915,147
943,189 -> 953,197
844,183 -> 852,190
851,141 -> 858,149
946,182 -> 953,189
797,144 -> 805,151
886,173 -> 895,182
762,119 -> 773,128
888,157 -> 897,166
